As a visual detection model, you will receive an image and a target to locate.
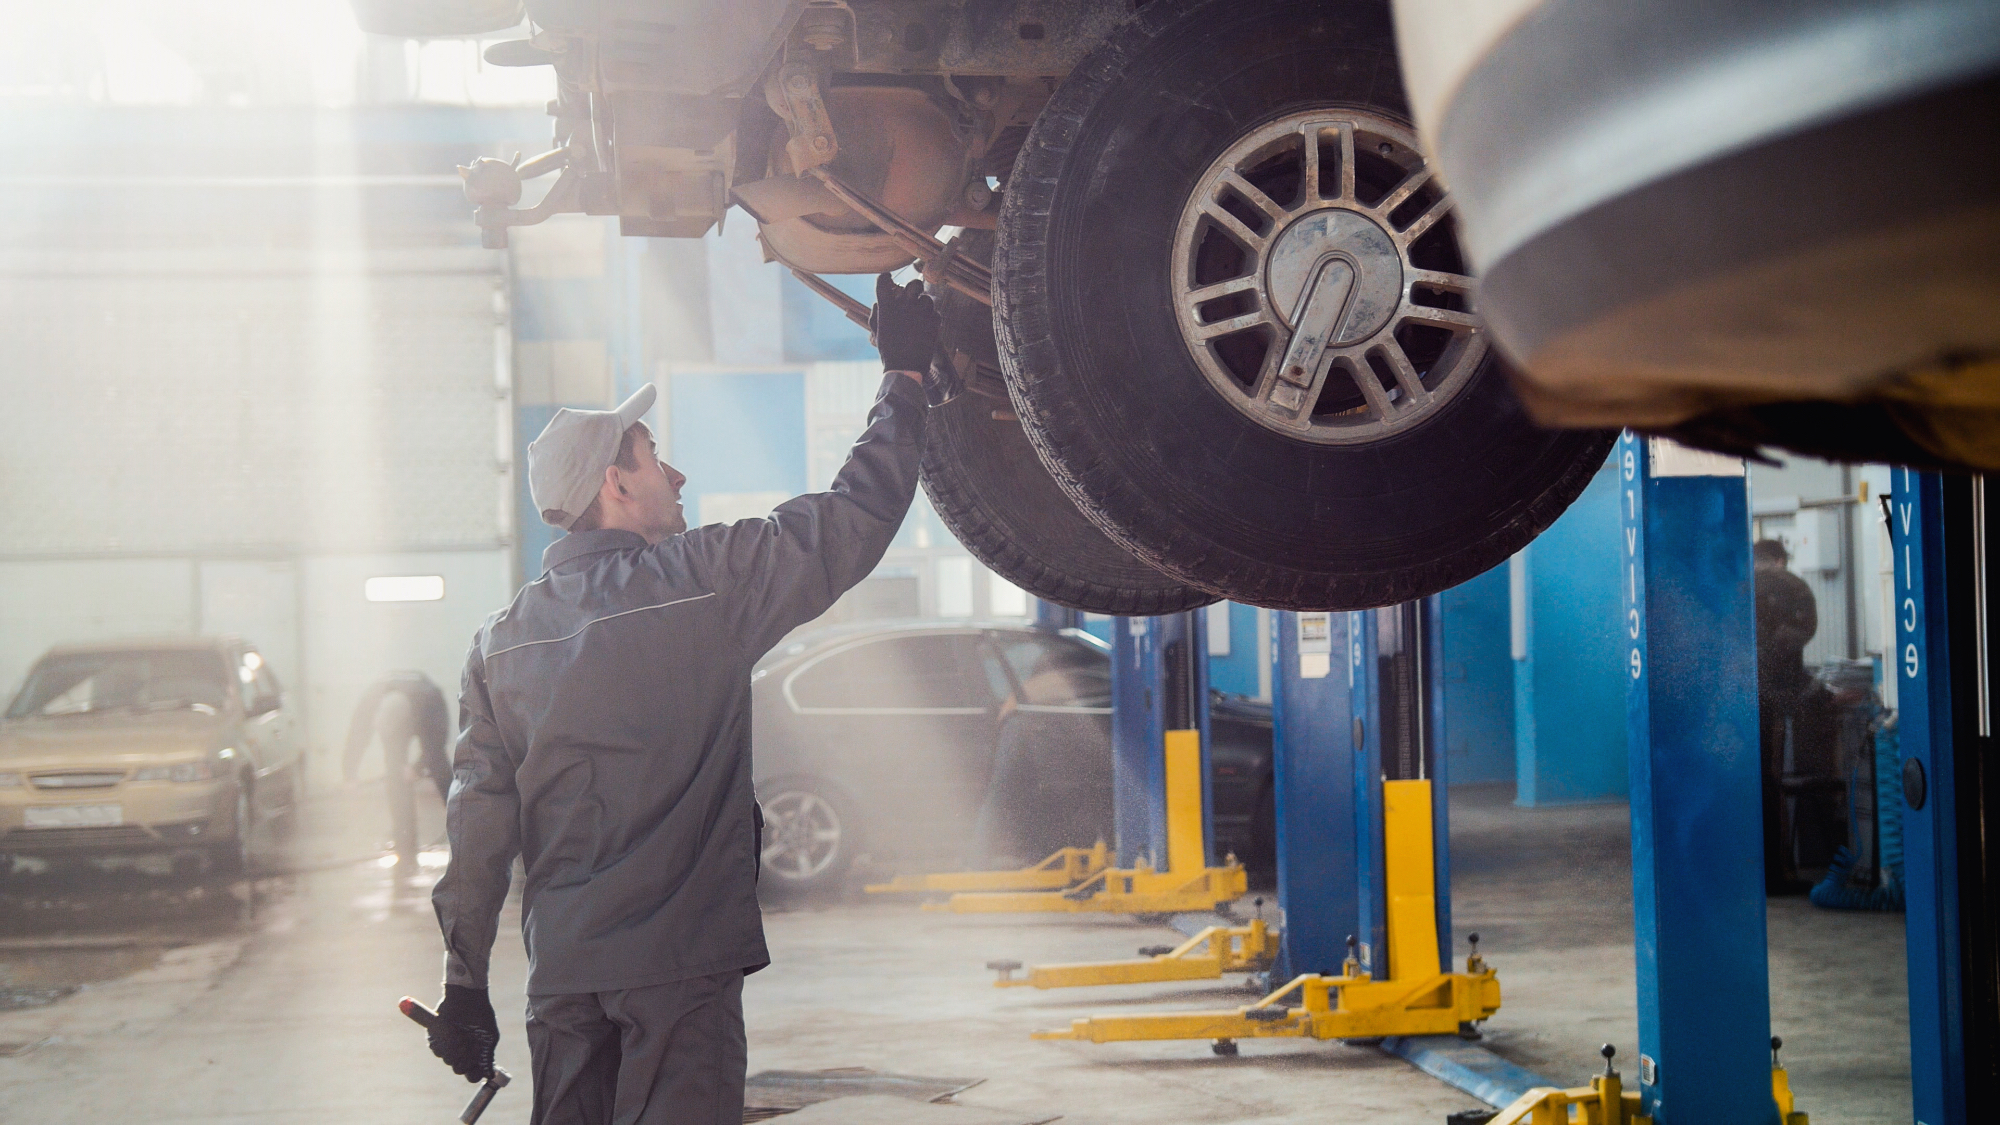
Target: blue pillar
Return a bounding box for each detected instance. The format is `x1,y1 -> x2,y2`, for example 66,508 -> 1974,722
1891,468 -> 1968,1123
1111,613 -> 1213,869
1425,595 -> 1453,955
1269,612 -> 1358,979
1350,609 -> 1387,977
1618,432 -> 1774,1123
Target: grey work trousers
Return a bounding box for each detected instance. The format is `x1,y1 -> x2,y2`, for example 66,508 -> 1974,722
526,970 -> 746,1125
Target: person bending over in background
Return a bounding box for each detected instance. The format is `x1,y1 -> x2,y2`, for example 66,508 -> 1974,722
424,275 -> 937,1125
344,670 -> 453,869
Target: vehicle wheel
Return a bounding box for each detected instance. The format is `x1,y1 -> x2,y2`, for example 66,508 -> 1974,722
272,763 -> 302,841
993,0 -> 1617,610
757,780 -> 860,897
207,784 -> 251,878
923,234 -> 1219,615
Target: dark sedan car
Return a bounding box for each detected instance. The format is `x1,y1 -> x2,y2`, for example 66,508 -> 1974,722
750,621 -> 1273,895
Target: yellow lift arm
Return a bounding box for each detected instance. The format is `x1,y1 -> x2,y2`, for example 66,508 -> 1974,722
1479,1040 -> 1806,1125
1030,778 -> 1502,1051
927,730 -> 1249,915
987,917 -> 1277,989
1484,1048 -> 1648,1125
863,841 -> 1110,895
1033,948 -> 1501,1052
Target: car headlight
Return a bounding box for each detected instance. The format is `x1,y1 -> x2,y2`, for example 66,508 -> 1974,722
132,761 -> 216,783
0,772 -> 19,787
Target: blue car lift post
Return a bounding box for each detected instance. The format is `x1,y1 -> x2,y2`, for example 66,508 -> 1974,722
1335,435 -> 1809,1124
1891,467 -> 1996,1124
1267,608 -> 1359,986
1035,601 -> 1503,1060
1606,433 -> 1806,1125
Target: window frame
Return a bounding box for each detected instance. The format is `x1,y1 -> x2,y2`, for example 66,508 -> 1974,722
781,629 -> 995,716
986,629 -> 1115,715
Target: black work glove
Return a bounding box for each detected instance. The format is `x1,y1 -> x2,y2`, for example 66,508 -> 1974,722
429,984 -> 499,1083
868,272 -> 939,376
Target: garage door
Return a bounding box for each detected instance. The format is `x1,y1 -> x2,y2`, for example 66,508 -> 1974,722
0,261 -> 506,556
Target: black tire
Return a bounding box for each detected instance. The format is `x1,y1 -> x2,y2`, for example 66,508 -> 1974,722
994,0 -> 1617,611
923,234 -> 1218,615
756,777 -> 862,899
271,761 -> 303,842
207,784 -> 251,878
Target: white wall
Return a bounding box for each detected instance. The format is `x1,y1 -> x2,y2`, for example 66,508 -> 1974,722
199,560 -> 302,707
0,559 -> 200,699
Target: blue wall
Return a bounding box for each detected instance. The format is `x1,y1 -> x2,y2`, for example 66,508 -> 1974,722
1439,565 -> 1515,784
667,371 -> 808,516
781,270 -> 878,363
509,222 -> 652,585
1208,604 -> 1263,697
1514,456 -> 1627,805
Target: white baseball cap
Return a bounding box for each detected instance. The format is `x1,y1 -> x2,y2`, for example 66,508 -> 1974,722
527,384 -> 658,529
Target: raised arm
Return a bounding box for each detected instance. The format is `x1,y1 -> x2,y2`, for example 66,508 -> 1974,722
690,372 -> 929,658
684,274 -> 936,658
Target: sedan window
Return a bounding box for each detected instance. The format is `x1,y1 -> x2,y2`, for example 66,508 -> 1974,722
6,650 -> 231,718
788,634 -> 988,711
997,637 -> 1113,708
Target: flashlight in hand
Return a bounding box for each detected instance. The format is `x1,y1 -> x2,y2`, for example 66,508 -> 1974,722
399,997 -> 512,1124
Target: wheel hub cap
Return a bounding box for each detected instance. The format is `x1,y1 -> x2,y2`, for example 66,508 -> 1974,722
761,791 -> 840,880
1170,110 -> 1486,445
1265,210 -> 1402,342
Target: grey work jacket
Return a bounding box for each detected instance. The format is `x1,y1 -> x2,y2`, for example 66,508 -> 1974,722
434,373 -> 926,996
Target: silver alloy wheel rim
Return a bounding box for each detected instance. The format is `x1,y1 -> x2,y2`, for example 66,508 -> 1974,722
760,790 -> 843,881
1171,110 -> 1486,444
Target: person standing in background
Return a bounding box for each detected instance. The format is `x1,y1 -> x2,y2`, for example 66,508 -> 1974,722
1754,538 -> 1818,893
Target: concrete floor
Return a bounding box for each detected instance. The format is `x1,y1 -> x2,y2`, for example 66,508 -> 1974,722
0,781 -> 1911,1123
1445,784 -> 1910,1121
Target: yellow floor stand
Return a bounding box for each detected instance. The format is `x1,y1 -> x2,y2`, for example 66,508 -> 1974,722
863,841 -> 1110,895
986,918 -> 1277,989
1031,779 -> 1502,1051
927,730 -> 1249,915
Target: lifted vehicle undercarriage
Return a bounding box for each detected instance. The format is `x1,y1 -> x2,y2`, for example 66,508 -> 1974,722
375,0 -> 1618,612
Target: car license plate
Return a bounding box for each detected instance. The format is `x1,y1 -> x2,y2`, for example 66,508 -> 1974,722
24,805 -> 123,829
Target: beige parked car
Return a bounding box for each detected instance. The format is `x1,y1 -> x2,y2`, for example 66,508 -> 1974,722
0,638 -> 304,875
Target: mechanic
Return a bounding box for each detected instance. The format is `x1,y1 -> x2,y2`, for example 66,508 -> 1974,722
1753,537 -> 1819,894
344,671 -> 454,870
346,670 -> 454,803
424,274 -> 936,1125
